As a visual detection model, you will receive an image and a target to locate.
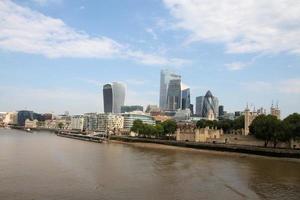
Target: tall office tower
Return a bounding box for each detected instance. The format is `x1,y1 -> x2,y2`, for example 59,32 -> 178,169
181,88 -> 191,110
195,96 -> 204,115
167,79 -> 182,110
159,69 -> 181,111
219,105 -> 224,117
196,91 -> 219,119
103,82 -> 126,113
103,84 -> 113,113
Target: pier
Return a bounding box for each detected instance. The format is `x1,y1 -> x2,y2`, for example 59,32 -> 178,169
56,131 -> 104,143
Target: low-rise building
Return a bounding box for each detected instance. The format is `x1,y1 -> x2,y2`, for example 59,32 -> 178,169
153,115 -> 171,123
173,109 -> 191,121
121,105 -> 143,113
71,115 -> 85,131
97,113 -> 124,133
176,123 -> 223,142
122,111 -> 155,130
44,119 -> 71,130
83,113 -> 98,131
25,119 -> 38,129
3,112 -> 18,125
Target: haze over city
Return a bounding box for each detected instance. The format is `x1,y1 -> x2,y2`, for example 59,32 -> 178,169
1,0 -> 300,117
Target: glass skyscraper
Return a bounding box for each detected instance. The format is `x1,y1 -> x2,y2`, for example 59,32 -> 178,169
196,90 -> 219,119
181,88 -> 191,110
159,69 -> 181,111
103,82 -> 126,113
103,84 -> 113,113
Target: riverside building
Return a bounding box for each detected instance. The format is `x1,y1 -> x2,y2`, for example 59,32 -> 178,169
122,111 -> 155,130
71,115 -> 85,131
97,113 -> 124,133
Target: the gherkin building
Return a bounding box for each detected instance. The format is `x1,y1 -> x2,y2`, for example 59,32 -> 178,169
196,90 -> 219,119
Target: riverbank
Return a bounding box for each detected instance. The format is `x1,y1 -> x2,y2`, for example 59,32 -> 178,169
110,136 -> 300,159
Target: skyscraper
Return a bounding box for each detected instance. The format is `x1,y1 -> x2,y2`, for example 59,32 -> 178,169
181,88 -> 191,110
103,82 -> 126,113
195,96 -> 204,115
159,69 -> 181,111
103,84 -> 113,113
196,90 -> 219,119
167,79 -> 181,110
219,105 -> 224,117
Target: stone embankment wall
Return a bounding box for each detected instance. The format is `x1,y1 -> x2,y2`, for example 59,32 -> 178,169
110,136 -> 300,159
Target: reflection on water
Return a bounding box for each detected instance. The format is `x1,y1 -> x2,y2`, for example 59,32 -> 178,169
0,129 -> 299,200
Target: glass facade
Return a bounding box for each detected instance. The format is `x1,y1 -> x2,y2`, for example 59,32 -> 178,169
195,96 -> 204,116
196,91 -> 219,119
167,79 -> 181,110
159,69 -> 181,111
103,84 -> 113,113
122,112 -> 155,129
17,110 -> 44,126
181,88 -> 190,110
112,82 -> 126,114
103,82 -> 126,114
121,105 -> 143,113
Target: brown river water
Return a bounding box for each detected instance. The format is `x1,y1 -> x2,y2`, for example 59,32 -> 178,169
0,129 -> 300,200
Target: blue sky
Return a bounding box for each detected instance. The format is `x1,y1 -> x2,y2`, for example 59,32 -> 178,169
0,0 -> 300,117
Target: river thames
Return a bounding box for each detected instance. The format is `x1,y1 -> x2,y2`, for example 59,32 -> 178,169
0,129 -> 300,200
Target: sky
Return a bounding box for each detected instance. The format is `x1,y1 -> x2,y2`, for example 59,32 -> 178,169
0,0 -> 300,118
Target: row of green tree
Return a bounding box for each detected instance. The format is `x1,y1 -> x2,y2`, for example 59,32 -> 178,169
131,119 -> 177,138
196,116 -> 245,133
250,113 -> 300,147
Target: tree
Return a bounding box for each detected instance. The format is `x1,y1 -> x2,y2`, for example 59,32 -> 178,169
233,116 -> 244,130
196,120 -> 206,128
283,113 -> 300,139
131,119 -> 143,134
250,115 -> 271,147
155,124 -> 164,138
161,120 -> 177,139
250,115 -> 283,147
217,119 -> 233,133
196,119 -> 217,129
58,122 -> 64,129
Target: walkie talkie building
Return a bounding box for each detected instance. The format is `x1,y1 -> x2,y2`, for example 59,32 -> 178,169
103,82 -> 126,113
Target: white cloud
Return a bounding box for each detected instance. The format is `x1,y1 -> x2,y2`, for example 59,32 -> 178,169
31,0 -> 62,6
0,0 -> 185,66
163,0 -> 300,55
125,50 -> 188,67
225,62 -> 248,71
0,0 -> 120,58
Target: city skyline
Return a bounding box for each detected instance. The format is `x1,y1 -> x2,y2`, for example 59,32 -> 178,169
1,0 -> 300,117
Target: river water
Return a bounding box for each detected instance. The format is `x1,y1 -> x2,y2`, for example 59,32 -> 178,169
0,129 -> 300,200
